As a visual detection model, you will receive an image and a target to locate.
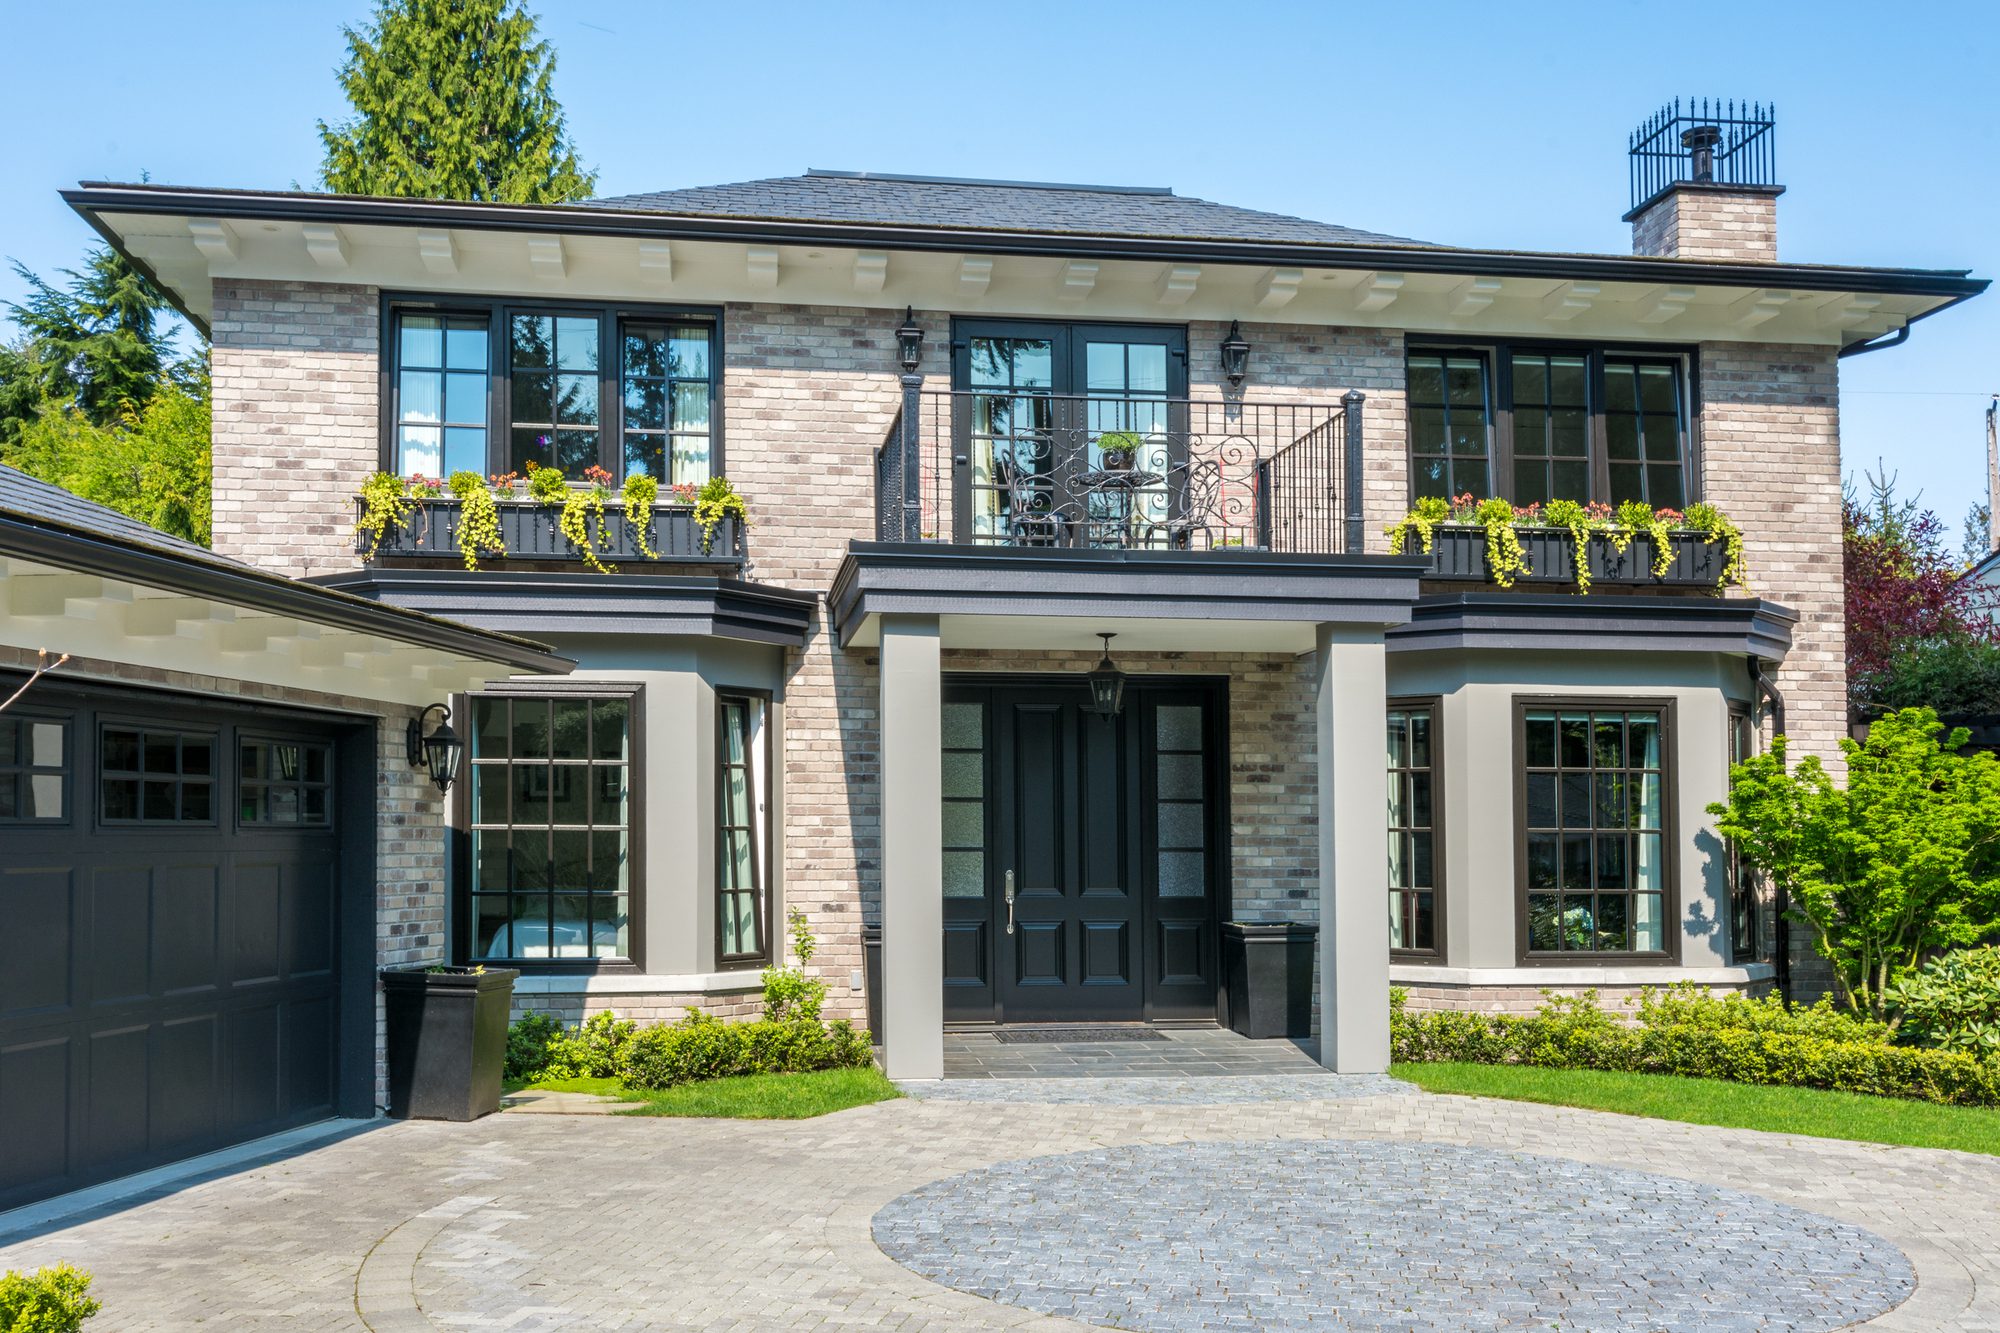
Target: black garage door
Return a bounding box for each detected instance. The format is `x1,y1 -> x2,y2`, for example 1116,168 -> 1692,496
0,683 -> 348,1210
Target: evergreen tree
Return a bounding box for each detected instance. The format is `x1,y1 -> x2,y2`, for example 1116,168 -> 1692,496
0,247 -> 178,440
318,0 -> 596,203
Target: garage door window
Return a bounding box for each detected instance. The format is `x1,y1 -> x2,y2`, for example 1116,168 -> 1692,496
0,714 -> 67,822
469,692 -> 634,964
101,726 -> 216,824
240,739 -> 333,826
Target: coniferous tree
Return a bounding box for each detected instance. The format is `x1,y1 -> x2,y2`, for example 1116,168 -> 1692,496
318,0 -> 596,203
0,247 -> 178,440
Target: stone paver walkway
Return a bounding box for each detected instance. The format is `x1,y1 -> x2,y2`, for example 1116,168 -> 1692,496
945,1026 -> 1322,1077
1,1085 -> 1995,1331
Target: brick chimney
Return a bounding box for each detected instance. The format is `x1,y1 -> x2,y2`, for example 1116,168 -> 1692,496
1624,100 -> 1782,262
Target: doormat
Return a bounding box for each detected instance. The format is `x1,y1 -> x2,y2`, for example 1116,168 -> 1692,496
990,1027 -> 1168,1044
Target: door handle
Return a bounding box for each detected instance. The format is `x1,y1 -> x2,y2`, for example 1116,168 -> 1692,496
1004,869 -> 1016,935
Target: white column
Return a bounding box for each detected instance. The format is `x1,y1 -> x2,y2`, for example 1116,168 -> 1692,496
878,615 -> 944,1080
1315,624 -> 1391,1073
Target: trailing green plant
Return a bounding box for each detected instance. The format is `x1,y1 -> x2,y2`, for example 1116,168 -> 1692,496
1541,498 -> 1597,594
621,472 -> 660,560
1384,494 -> 1451,555
527,463 -> 616,573
0,1263 -> 100,1331
1616,499 -> 1677,578
447,470 -> 504,570
1474,496 -> 1531,587
693,475 -> 749,554
1683,500 -> 1748,589
356,470 -> 419,557
1885,947 -> 2000,1055
1389,987 -> 2000,1107
1709,709 -> 2000,1023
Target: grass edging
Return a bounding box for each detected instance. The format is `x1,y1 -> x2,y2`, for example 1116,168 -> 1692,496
510,1066 -> 900,1119
1393,1061 -> 2000,1157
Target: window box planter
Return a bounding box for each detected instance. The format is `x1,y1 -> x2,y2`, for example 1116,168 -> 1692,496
356,498 -> 746,566
1220,921 -> 1317,1040
382,965 -> 519,1121
1423,525 -> 1724,588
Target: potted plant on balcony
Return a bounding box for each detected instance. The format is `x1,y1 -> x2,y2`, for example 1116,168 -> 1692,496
381,963 -> 520,1121
1385,492 -> 1746,593
1096,430 -> 1141,472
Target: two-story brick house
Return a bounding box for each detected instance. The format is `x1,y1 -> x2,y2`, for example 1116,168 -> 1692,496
63,105 -> 1984,1081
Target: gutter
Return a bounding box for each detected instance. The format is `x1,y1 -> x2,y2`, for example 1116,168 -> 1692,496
0,513 -> 573,676
63,182 -> 1990,301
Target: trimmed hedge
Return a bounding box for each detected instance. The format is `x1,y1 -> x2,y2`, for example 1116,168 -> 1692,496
1391,986 -> 2000,1108
505,1008 -> 873,1091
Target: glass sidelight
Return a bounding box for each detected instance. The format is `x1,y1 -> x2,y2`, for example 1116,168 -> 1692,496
941,702 -> 987,898
1155,705 -> 1207,899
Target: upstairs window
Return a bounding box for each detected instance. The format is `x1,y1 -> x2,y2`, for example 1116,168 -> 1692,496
1404,342 -> 1691,509
386,299 -> 718,486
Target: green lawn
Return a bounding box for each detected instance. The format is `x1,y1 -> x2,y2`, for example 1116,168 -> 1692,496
509,1067 -> 901,1119
1394,1061 -> 2000,1157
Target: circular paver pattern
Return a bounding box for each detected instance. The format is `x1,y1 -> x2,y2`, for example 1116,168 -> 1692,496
899,1073 -> 1414,1105
873,1139 -> 1914,1332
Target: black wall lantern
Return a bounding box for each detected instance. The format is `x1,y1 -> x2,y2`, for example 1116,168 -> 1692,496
896,306 -> 925,372
407,702 -> 464,794
1219,320 -> 1251,386
1086,633 -> 1126,717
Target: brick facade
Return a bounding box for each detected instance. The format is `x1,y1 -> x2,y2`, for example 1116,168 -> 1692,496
1631,187 -> 1779,262
1396,977 -> 1773,1018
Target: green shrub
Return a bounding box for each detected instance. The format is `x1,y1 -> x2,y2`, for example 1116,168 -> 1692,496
562,1011 -> 637,1077
618,1012 -> 875,1091
1390,986 -> 2000,1107
0,1264 -> 100,1331
504,1012 -> 565,1082
1631,982 -> 1892,1043
761,908 -> 827,1023
1886,947 -> 2000,1054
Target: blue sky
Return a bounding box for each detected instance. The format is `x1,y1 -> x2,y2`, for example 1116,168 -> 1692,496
4,0 -> 1995,544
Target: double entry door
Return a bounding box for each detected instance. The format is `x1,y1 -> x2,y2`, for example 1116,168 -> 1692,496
952,320 -> 1190,547
941,678 -> 1222,1025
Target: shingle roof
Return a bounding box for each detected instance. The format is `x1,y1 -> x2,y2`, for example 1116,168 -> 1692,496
0,464 -> 239,566
588,170 -> 1434,248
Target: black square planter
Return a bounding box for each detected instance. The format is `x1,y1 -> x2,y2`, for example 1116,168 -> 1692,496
1221,922 -> 1317,1039
382,965 -> 520,1121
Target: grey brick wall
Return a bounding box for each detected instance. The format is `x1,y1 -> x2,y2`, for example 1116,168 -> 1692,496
1631,188 -> 1778,261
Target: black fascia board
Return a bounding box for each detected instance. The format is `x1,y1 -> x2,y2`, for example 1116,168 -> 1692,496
1387,592 -> 1798,661
312,569 -> 818,646
831,541 -> 1431,647
64,183 -> 1988,303
0,512 -> 572,675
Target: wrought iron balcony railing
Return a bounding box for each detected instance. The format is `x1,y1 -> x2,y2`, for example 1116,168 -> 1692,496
874,388 -> 1362,554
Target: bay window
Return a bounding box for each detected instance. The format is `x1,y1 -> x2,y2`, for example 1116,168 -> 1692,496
1404,341 -> 1692,510
1387,700 -> 1441,956
1517,699 -> 1674,960
387,298 -> 718,485
465,688 -> 638,967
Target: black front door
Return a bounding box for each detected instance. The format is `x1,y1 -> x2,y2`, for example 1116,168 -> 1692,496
941,678 -> 1222,1025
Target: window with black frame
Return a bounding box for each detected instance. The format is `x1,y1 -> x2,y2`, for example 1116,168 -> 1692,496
1727,706 -> 1760,962
1404,344 -> 1690,510
101,726 -> 215,824
239,738 -> 332,826
1387,702 -> 1439,955
386,301 -> 716,483
1520,702 -> 1670,957
0,713 -> 67,822
468,693 -> 633,965
716,694 -> 769,966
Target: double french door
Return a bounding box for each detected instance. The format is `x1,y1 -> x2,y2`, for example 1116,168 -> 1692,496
951,320 -> 1189,547
941,678 -> 1222,1025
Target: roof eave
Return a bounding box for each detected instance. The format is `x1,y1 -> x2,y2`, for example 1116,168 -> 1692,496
63,182 -> 1988,303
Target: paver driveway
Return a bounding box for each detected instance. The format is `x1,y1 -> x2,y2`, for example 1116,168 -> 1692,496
0,1084 -> 1995,1331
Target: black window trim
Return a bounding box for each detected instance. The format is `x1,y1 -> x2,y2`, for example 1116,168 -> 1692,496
97,718 -> 222,829
451,679 -> 647,975
1512,693 -> 1681,966
714,686 -> 775,971
378,292 -> 726,484
1388,693 -> 1446,962
0,705 -> 73,827
1405,334 -> 1703,509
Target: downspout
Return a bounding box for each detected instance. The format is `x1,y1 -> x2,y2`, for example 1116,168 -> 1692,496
1747,657 -> 1790,1003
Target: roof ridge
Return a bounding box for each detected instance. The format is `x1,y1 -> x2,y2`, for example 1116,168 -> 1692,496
803,168 -> 1174,196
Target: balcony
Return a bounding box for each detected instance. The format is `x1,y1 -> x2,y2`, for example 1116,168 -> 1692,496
356,497 -> 746,568
873,391 -> 1364,554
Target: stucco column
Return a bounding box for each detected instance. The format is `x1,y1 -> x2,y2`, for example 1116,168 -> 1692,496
878,615 -> 944,1079
1315,624 -> 1391,1073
